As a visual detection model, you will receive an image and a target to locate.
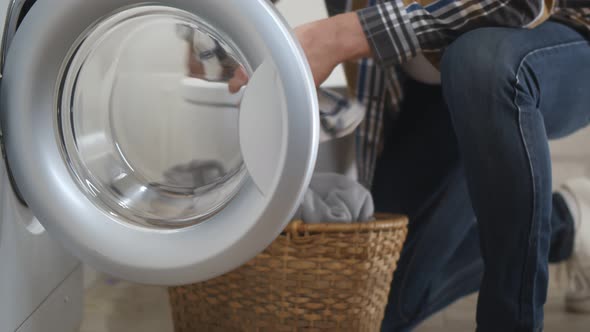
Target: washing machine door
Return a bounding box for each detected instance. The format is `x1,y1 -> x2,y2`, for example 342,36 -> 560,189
0,0 -> 318,285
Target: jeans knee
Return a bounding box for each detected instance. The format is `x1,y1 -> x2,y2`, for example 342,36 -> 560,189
440,28 -> 527,132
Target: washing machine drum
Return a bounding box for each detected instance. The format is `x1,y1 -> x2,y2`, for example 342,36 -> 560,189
0,0 -> 318,285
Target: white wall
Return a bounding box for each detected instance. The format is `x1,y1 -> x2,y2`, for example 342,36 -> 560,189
551,129 -> 590,187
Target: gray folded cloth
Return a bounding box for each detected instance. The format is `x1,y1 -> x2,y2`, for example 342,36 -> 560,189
293,173 -> 374,224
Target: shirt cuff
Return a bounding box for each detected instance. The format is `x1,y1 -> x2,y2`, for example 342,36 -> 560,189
357,0 -> 420,67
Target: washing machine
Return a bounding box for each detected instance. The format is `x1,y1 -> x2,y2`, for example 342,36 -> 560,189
0,0 -> 318,331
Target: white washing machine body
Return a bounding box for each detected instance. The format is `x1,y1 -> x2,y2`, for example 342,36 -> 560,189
0,1 -> 83,331
0,159 -> 83,332
0,0 -> 318,331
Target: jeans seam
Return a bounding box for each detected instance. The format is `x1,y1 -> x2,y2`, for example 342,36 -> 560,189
513,40 -> 588,327
516,87 -> 537,326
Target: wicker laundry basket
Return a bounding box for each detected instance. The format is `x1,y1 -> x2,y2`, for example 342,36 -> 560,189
168,214 -> 408,332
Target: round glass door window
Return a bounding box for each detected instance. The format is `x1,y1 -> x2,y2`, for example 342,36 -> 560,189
58,6 -> 249,229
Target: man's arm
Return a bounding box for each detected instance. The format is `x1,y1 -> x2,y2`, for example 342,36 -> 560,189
295,12 -> 372,87
296,0 -> 556,86
358,0 -> 554,68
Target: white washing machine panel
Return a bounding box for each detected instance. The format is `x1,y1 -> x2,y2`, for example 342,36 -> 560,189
0,158 -> 82,332
0,0 -> 319,285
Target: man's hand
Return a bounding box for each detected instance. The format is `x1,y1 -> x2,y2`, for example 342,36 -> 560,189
211,12 -> 372,92
295,12 -> 371,87
186,45 -> 249,94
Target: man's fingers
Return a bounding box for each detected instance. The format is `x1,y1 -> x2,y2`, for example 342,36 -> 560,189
228,67 -> 249,93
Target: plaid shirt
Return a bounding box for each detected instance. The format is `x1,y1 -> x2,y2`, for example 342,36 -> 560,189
322,0 -> 590,187
358,0 -> 590,67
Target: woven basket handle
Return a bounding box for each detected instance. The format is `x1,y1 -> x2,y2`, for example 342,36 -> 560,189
284,215 -> 408,236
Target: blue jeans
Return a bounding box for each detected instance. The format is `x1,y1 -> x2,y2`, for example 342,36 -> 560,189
373,22 -> 590,331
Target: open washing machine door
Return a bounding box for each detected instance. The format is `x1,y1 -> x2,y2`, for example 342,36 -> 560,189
0,0 -> 318,285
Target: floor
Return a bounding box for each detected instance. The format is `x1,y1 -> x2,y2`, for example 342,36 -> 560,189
81,129 -> 590,331
80,267 -> 590,332
414,267 -> 590,331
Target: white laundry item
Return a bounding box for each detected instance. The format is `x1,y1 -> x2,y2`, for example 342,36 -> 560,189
318,88 -> 366,143
402,54 -> 441,85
